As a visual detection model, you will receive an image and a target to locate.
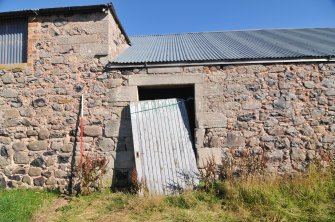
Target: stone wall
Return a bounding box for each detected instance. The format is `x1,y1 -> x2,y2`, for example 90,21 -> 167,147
199,63 -> 335,174
109,63 -> 335,177
0,10 -> 129,191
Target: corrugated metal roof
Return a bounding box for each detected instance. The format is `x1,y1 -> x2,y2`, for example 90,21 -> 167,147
111,28 -> 335,65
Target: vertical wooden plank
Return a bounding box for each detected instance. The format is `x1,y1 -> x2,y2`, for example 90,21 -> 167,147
130,99 -> 199,195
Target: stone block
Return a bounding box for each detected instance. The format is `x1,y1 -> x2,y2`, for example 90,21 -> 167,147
19,108 -> 34,117
322,135 -> 335,143
147,67 -> 183,74
273,99 -> 286,109
201,112 -> 227,128
292,117 -> 305,126
291,149 -> 306,162
0,156 -> 9,168
58,155 -> 70,164
12,143 -> 26,151
303,81 -> 315,89
28,167 -> 42,177
266,150 -> 284,161
0,146 -> 9,158
267,126 -> 285,136
30,157 -> 45,167
221,102 -> 241,110
103,79 -> 123,89
324,90 -> 335,96
268,66 -> 286,73
238,113 -> 256,122
2,73 -> 15,84
184,66 -> 204,73
198,148 -> 222,168
242,101 -> 261,110
285,127 -> 298,136
105,120 -> 132,137
13,166 -> 26,175
225,133 -> 245,148
3,109 -> 20,119
51,142 -> 63,151
311,109 -> 325,119
79,43 -> 109,56
38,128 -> 50,140
28,141 -> 48,151
61,144 -> 73,153
13,152 -> 29,164
321,78 -> 335,88
84,126 -> 103,137
1,89 -> 18,98
46,176 -> 57,185
107,86 -> 137,102
0,175 -> 6,188
8,175 -> 20,181
248,137 -> 259,147
204,85 -> 225,96
55,169 -> 67,178
0,137 -> 11,144
275,138 -> 290,149
42,171 -> 52,178
209,136 -> 221,148
195,128 -> 205,149
33,177 -> 45,187
96,137 -> 114,152
22,175 -> 32,185
32,98 -> 47,107
56,34 -> 100,45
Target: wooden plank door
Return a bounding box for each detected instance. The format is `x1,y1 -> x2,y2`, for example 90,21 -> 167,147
130,99 -> 199,195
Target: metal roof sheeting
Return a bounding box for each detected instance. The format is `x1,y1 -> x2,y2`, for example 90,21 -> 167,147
111,28 -> 335,65
0,19 -> 27,64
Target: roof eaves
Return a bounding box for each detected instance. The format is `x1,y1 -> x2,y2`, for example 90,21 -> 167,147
107,55 -> 335,69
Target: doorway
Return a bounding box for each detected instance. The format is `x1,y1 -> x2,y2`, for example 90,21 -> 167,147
137,85 -> 195,146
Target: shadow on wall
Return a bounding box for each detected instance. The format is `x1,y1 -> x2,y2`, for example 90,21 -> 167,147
111,106 -> 135,191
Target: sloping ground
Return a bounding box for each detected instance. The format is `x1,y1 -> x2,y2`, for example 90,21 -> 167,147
0,169 -> 334,222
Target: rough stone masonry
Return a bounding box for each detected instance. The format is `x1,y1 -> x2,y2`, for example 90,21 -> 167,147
0,8 -> 335,191
0,10 -> 130,191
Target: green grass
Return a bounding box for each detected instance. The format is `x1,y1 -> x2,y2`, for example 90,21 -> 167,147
0,167 -> 334,222
55,168 -> 335,222
0,189 -> 57,222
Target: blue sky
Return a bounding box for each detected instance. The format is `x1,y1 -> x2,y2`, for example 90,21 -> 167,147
0,0 -> 335,35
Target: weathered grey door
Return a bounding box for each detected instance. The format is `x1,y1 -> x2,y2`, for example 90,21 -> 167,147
130,98 -> 199,195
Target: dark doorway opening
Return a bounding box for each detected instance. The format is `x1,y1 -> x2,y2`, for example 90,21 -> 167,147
138,85 -> 195,148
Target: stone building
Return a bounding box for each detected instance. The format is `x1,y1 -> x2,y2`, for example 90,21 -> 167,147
0,3 -> 334,191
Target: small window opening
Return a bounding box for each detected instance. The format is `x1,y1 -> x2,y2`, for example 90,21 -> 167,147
0,19 -> 28,64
